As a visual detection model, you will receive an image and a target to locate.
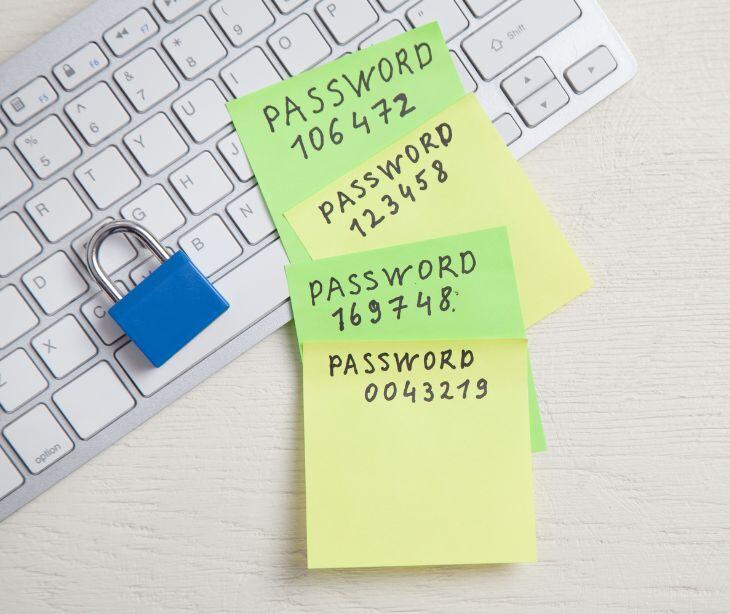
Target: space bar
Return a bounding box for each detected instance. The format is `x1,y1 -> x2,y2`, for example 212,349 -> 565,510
116,240 -> 290,396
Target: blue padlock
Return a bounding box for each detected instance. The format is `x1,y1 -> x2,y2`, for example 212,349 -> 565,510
87,220 -> 229,368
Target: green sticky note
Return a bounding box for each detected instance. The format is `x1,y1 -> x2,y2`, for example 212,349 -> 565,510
226,23 -> 465,263
286,228 -> 546,452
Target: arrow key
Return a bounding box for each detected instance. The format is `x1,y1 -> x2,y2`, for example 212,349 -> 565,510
501,56 -> 554,104
565,45 -> 617,94
516,79 -> 569,127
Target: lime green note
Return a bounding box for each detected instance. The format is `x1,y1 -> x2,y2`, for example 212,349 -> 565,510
303,338 -> 536,569
226,23 -> 465,263
286,227 -> 545,452
284,94 -> 592,327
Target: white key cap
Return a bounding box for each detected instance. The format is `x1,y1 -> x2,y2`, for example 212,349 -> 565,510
25,180 -> 91,242
172,80 -> 230,143
0,286 -> 38,348
462,0 -> 581,81
155,0 -> 203,22
217,132 -> 253,181
376,0 -> 406,9
81,285 -> 126,345
2,77 -> 57,125
72,218 -> 138,276
316,0 -> 379,44
492,113 -> 522,146
0,122 -> 5,138
226,187 -> 275,244
0,213 -> 41,276
117,240 -> 289,396
0,149 -> 32,209
169,152 -> 233,214
114,49 -> 179,112
0,349 -> 48,413
0,451 -> 23,500
565,46 -> 617,94
65,82 -> 130,145
23,252 -> 88,315
16,115 -> 81,179
462,0 -> 506,18
451,50 -> 477,92
407,0 -> 468,42
272,0 -> 307,13
359,20 -> 405,48
54,362 -> 135,440
53,43 -> 108,91
163,16 -> 227,80
32,315 -> 97,379
211,0 -> 275,47
121,185 -> 185,239
501,57 -> 554,104
268,15 -> 331,76
221,47 -> 281,98
516,79 -> 569,127
74,146 -> 140,209
124,113 -> 189,175
104,9 -> 159,57
179,215 -> 242,276
3,404 -> 73,474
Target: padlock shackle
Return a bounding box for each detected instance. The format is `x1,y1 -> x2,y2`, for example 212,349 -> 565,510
86,220 -> 170,302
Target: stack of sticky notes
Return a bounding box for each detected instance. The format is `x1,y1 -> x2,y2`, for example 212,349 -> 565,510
227,24 -> 591,569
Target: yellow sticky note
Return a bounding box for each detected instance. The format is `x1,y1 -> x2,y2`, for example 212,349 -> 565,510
286,94 -> 591,326
303,338 -> 536,569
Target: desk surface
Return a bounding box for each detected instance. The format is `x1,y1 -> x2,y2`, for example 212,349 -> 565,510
1,1 -> 729,612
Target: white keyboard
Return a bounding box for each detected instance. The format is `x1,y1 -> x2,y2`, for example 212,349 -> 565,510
0,0 -> 636,521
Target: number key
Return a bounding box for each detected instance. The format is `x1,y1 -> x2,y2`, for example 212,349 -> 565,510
114,49 -> 179,112
15,115 -> 81,179
65,82 -> 130,145
211,0 -> 275,47
162,16 -> 227,80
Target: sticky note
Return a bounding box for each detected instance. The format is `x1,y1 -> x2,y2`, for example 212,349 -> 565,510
285,94 -> 592,327
303,338 -> 536,569
286,227 -> 546,452
227,23 -> 465,263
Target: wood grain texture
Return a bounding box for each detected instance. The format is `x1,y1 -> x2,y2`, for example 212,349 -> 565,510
1,1 -> 728,612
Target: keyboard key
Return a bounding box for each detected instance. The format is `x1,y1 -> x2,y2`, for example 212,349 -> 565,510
82,286 -> 126,345
114,49 -> 179,112
179,215 -> 243,276
23,252 -> 88,315
565,46 -> 617,94
226,186 -> 275,244
155,0 -> 204,22
0,349 -> 48,413
0,121 -> 4,138
65,82 -> 130,145
0,286 -> 38,348
170,151 -> 233,214
124,113 -> 189,175
0,213 -> 41,276
72,218 -> 138,276
163,16 -> 227,80
104,9 -> 159,57
25,180 -> 91,242
462,0 -> 506,18
53,43 -> 108,91
221,47 -> 281,98
516,79 -> 569,127
121,185 -> 185,239
2,77 -> 58,125
74,146 -> 140,210
3,404 -> 73,474
359,20 -> 405,48
268,15 -> 331,76
0,451 -> 23,500
217,132 -> 253,181
451,50 -> 477,92
272,0 -> 307,13
211,0 -> 275,47
462,0 -> 581,81
492,113 -> 522,146
316,0 -> 379,44
54,362 -> 135,440
117,240 -> 289,396
502,57 -> 554,105
173,80 -> 230,143
32,315 -> 97,379
0,149 -> 32,209
16,115 -> 81,180
407,0 -> 468,42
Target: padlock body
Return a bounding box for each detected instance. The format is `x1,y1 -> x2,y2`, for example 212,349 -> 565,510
109,252 -> 229,367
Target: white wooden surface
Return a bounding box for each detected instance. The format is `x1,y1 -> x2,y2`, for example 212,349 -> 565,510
1,1 -> 729,612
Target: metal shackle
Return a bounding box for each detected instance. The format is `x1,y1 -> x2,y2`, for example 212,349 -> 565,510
86,220 -> 170,303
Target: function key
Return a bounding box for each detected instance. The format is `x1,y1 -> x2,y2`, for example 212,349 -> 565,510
2,77 -> 58,126
104,9 -> 160,57
154,0 -> 204,22
52,43 -> 109,91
